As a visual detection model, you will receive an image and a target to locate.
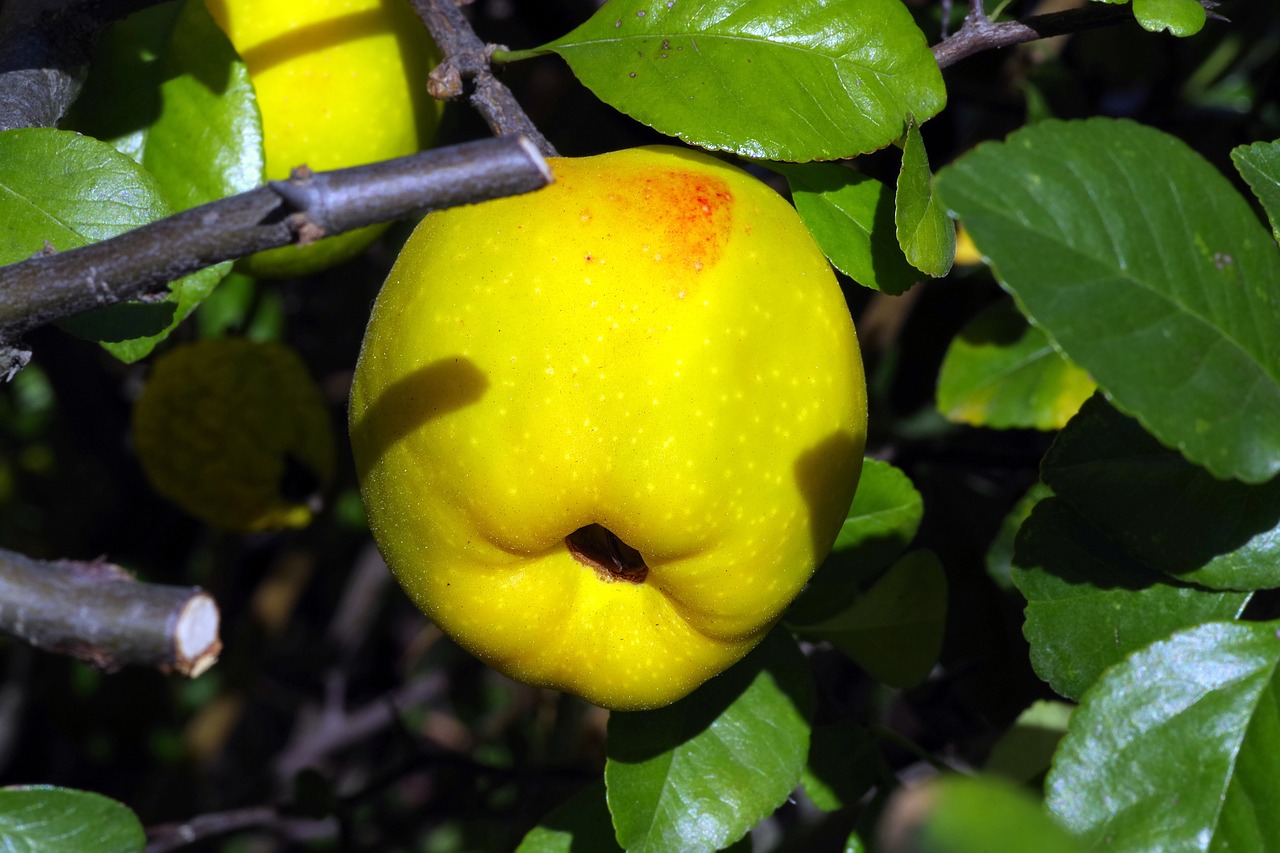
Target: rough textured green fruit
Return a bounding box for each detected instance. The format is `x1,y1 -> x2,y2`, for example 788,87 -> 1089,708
134,338 -> 334,531
350,146 -> 867,710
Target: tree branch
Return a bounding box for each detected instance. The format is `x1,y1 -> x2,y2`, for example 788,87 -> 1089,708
0,135 -> 553,374
145,806 -> 335,852
0,548 -> 221,676
932,0 -> 1224,69
410,0 -> 557,156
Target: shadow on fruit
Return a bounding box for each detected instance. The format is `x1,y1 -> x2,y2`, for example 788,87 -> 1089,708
350,356 -> 488,470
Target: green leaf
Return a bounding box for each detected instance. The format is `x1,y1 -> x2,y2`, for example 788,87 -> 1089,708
1012,497 -> 1249,700
1042,395 -> 1280,591
68,0 -> 264,210
1132,0 -> 1207,36
606,629 -> 815,853
773,163 -> 920,295
57,0 -> 260,360
983,700 -> 1073,785
515,782 -> 622,853
985,481 -> 1052,591
801,722 -> 887,812
895,121 -> 955,277
937,117 -> 1280,483
532,0 -> 945,161
0,125 -> 214,363
0,128 -> 170,258
936,300 -> 1095,431
140,0 -> 264,211
60,2 -> 182,163
1046,621 -> 1280,850
881,774 -> 1085,853
798,458 -> 924,594
0,786 -> 144,853
790,550 -> 947,688
1232,139 -> 1280,244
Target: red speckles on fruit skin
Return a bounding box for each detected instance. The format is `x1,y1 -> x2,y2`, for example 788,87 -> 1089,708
624,170 -> 733,275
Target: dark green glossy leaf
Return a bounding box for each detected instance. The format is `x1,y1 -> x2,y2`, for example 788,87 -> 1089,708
606,629 -> 814,853
791,550 -> 946,688
532,0 -> 945,160
936,301 -> 1094,431
1047,621 -> 1280,850
801,722 -> 887,812
515,782 -> 621,853
1232,139 -> 1280,244
880,775 -> 1084,853
774,163 -> 919,295
1043,395 -> 1280,591
1012,497 -> 1249,700
895,121 -> 954,277
0,786 -> 144,853
937,118 -> 1280,483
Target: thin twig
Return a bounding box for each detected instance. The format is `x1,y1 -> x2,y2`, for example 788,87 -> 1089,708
932,0 -> 1223,69
0,136 -> 552,373
0,548 -> 221,676
145,806 -> 335,853
410,0 -> 557,156
273,674 -> 447,785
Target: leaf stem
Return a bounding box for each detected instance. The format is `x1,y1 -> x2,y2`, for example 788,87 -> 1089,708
409,0 -> 557,155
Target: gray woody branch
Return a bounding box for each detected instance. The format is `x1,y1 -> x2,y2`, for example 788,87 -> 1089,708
0,136 -> 553,377
933,0 -> 1225,69
0,548 -> 221,676
411,0 -> 558,156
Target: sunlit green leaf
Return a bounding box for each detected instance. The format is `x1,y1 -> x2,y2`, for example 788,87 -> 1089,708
774,162 -> 919,295
937,117 -> 1280,483
896,121 -> 954,277
937,301 -> 1095,430
1232,138 -> 1280,244
1047,621 -> 1280,849
1132,0 -> 1206,36
528,0 -> 945,160
606,629 -> 814,853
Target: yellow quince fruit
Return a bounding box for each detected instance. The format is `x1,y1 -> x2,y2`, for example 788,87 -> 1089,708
134,338 -> 335,532
205,0 -> 443,278
349,146 -> 867,710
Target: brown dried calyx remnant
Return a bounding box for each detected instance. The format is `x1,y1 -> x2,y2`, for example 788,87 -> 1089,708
566,524 -> 649,583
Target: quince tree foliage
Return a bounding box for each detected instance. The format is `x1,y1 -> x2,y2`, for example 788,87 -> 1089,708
1,0 -> 1279,851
